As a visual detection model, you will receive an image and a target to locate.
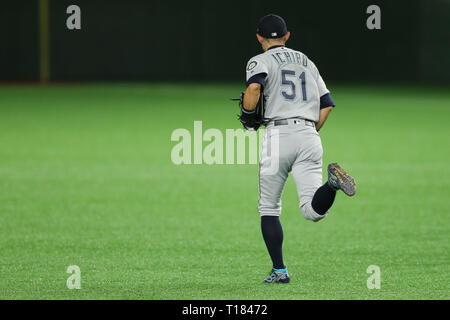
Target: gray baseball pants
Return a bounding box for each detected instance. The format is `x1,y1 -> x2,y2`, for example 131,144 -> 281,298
258,118 -> 328,222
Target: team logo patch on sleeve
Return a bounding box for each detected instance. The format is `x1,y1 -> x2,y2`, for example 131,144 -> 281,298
247,61 -> 258,71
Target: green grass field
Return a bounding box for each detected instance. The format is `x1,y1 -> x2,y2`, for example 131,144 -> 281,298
0,83 -> 449,299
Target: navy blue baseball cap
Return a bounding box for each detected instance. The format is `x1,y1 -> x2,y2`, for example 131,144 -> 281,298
256,14 -> 288,39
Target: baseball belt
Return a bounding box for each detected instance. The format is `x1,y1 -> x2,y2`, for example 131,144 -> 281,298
272,118 -> 315,127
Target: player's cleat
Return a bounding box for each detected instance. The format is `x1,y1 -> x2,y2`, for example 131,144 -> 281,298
327,163 -> 356,196
263,268 -> 290,283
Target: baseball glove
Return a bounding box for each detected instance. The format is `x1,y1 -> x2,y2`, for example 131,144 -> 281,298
232,91 -> 265,131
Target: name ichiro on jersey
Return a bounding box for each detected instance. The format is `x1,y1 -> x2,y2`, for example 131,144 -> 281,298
270,49 -> 308,67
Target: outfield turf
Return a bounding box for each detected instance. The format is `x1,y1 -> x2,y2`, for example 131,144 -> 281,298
0,83 -> 449,299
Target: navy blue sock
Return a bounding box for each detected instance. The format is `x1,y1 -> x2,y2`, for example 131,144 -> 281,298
261,216 -> 285,269
311,182 -> 337,215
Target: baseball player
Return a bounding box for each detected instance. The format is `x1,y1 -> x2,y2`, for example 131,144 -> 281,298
238,14 -> 357,283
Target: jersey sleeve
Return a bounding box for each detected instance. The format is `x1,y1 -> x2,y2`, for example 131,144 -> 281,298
246,73 -> 267,88
310,60 -> 335,108
245,56 -> 269,83
316,74 -> 329,97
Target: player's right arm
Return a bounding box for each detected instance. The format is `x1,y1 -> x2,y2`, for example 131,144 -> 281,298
311,61 -> 335,131
316,106 -> 333,131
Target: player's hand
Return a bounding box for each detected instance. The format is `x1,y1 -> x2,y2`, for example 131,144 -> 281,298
232,92 -> 263,131
239,109 -> 260,131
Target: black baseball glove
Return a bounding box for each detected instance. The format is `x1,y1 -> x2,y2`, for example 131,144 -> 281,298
232,91 -> 265,131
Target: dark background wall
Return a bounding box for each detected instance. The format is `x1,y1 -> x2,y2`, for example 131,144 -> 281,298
1,0 -> 449,83
0,1 -> 39,81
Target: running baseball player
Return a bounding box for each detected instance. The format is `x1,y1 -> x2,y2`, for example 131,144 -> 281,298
237,14 -> 357,283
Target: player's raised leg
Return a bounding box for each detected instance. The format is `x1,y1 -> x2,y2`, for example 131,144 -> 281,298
308,162 -> 356,216
290,127 -> 329,221
326,163 -> 356,196
292,159 -> 357,219
291,156 -> 328,221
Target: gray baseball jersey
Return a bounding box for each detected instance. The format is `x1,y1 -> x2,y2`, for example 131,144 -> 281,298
245,46 -> 331,122
245,45 -> 334,221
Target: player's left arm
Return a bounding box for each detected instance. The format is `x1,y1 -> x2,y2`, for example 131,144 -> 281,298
238,67 -> 267,131
243,57 -> 268,111
243,83 -> 261,111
